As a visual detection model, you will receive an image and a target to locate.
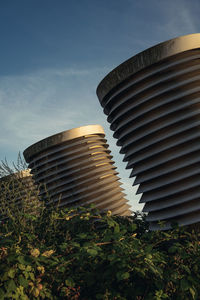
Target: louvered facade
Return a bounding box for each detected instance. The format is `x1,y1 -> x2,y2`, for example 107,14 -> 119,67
96,33 -> 200,229
23,125 -> 131,216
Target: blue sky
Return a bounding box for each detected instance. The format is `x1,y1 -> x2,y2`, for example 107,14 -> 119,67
0,0 -> 199,211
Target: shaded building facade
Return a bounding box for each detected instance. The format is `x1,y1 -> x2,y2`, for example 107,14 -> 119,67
97,33 -> 200,229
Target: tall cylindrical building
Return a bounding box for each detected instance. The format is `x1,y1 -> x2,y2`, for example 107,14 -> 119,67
23,125 -> 131,216
97,33 -> 200,229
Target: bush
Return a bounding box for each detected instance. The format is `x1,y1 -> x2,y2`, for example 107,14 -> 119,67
0,157 -> 200,299
0,204 -> 200,300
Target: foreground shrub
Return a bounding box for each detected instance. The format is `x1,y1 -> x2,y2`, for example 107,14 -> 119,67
0,204 -> 200,299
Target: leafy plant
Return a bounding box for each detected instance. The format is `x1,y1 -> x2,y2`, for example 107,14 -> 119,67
0,157 -> 200,299
0,203 -> 199,299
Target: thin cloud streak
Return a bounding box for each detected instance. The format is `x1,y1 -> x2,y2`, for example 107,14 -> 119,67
159,0 -> 198,38
0,66 -> 107,151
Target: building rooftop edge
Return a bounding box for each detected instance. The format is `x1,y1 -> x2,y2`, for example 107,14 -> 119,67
0,169 -> 32,181
23,124 -> 105,162
96,33 -> 200,103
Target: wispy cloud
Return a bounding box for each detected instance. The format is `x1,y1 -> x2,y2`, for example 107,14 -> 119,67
0,66 -> 108,153
159,0 -> 198,38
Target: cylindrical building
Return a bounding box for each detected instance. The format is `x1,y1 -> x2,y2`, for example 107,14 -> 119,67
23,125 -> 131,216
0,169 -> 39,219
96,33 -> 200,229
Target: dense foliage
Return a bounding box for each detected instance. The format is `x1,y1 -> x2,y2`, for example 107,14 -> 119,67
0,203 -> 200,300
0,156 -> 199,299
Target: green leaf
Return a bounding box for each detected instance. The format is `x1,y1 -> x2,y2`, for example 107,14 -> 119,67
71,242 -> 80,248
189,287 -> 196,300
18,264 -> 26,271
1,271 -> 9,282
145,245 -> 153,253
107,219 -> 115,227
114,224 -> 120,234
26,265 -> 32,272
182,265 -> 191,274
23,271 -> 29,280
168,246 -> 178,253
0,288 -> 5,299
117,271 -> 130,281
78,233 -> 87,239
7,254 -> 18,263
130,224 -> 137,231
17,256 -> 27,265
18,275 -> 29,288
65,278 -> 75,287
87,248 -> 98,256
180,279 -> 190,291
7,268 -> 15,279
6,279 -> 16,293
155,290 -> 168,299
107,254 -> 115,261
57,266 -> 66,273
121,272 -> 130,280
29,272 -> 35,281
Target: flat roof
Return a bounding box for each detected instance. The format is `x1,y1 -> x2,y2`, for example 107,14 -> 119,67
23,124 -> 105,162
97,33 -> 200,103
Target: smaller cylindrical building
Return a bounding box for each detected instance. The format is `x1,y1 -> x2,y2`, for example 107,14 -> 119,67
0,169 -> 39,219
23,125 -> 131,216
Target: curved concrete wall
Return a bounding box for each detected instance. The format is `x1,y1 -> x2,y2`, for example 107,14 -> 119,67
0,169 -> 39,219
96,33 -> 200,229
23,125 -> 131,216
